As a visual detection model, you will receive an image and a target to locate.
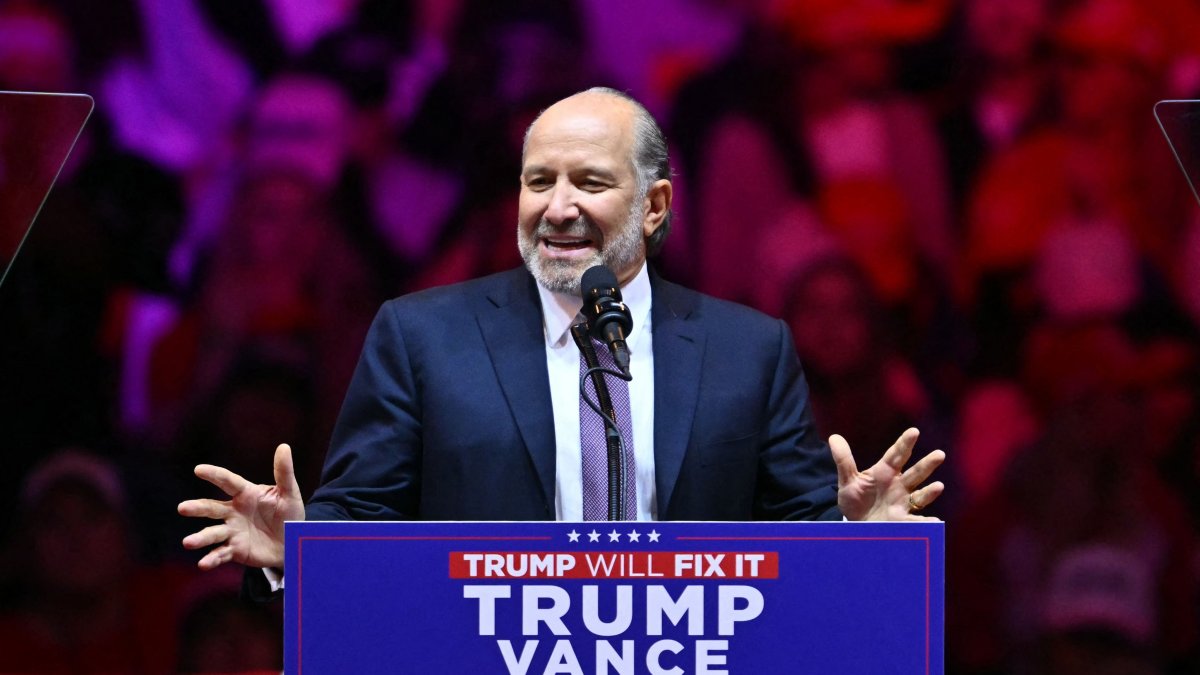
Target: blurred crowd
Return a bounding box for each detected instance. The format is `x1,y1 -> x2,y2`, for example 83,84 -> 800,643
0,0 -> 1199,672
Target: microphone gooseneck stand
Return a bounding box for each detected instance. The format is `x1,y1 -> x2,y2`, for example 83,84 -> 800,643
571,322 -> 632,521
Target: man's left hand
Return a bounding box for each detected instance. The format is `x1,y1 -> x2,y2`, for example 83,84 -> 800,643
831,428 -> 945,521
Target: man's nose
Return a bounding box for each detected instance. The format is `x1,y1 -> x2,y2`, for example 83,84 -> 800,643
542,183 -> 580,225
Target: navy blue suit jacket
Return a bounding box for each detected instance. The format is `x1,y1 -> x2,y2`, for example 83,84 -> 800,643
305,267 -> 839,522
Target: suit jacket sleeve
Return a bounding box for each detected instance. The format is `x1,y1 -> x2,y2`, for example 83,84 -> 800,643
305,300 -> 422,521
754,318 -> 841,521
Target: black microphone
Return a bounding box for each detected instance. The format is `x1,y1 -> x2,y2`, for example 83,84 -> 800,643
580,265 -> 633,377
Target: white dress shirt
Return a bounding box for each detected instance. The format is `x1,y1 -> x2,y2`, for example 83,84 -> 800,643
537,263 -> 657,521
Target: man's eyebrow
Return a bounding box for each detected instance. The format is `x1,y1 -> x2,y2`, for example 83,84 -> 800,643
521,165 -> 619,182
573,166 -> 618,181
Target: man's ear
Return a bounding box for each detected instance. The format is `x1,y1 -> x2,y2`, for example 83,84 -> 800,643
642,179 -> 673,238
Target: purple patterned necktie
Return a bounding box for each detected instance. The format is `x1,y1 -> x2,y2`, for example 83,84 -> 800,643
579,337 -> 637,520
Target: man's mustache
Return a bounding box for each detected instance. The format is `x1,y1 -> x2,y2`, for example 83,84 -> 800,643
534,215 -> 603,244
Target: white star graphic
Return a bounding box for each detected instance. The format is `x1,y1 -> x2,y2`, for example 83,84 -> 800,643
567,530 -> 580,542
627,530 -> 641,542
647,529 -> 661,543
588,530 -> 601,542
608,529 -> 622,542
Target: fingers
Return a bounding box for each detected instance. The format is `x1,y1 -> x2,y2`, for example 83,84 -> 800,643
828,434 -> 858,487
182,524 -> 230,551
177,498 -> 231,520
899,449 -> 946,492
273,443 -> 302,500
881,428 -> 919,474
184,445 -> 297,571
907,481 -> 945,512
194,463 -> 249,498
197,545 -> 235,571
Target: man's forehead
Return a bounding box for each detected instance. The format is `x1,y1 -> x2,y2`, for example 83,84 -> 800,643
525,94 -> 635,155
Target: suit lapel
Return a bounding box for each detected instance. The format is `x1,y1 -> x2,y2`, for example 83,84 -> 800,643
476,269 -> 557,508
651,275 -> 705,517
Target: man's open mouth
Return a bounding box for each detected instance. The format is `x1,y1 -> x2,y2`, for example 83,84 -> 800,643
543,237 -> 593,251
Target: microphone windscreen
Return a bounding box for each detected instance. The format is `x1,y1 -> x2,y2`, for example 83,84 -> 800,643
580,265 -> 619,300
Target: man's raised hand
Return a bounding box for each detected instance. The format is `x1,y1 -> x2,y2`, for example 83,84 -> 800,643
178,443 -> 305,570
831,428 -> 945,521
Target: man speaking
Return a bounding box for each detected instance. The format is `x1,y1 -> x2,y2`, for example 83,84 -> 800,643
178,87 -> 945,573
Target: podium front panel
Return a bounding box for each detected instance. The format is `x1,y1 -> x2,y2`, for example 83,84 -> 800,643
285,521 -> 943,674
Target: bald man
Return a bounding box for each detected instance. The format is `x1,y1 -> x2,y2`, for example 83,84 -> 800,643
180,88 -> 944,574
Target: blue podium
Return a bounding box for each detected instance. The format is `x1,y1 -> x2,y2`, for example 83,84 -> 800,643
285,521 -> 943,674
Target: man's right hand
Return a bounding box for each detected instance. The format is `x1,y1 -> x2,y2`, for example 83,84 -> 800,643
178,443 -> 305,570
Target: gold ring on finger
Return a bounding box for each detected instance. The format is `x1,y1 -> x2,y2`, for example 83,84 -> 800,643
907,493 -> 923,512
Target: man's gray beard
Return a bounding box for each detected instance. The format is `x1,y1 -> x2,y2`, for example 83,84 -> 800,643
518,208 -> 644,295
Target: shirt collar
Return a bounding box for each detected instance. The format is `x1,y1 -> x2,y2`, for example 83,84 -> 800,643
538,262 -> 652,349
